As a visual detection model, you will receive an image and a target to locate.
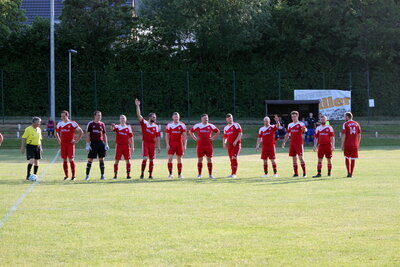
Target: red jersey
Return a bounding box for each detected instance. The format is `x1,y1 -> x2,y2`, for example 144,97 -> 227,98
342,120 -> 361,147
315,125 -> 334,145
113,124 -> 133,145
190,123 -> 219,147
140,118 -> 160,144
223,123 -> 242,145
166,122 -> 186,143
86,121 -> 106,142
287,122 -> 306,145
56,120 -> 81,144
258,125 -> 277,145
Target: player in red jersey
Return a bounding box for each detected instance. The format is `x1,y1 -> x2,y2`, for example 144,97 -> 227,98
55,110 -> 83,181
312,115 -> 335,178
256,115 -> 280,178
223,113 -> 242,178
165,112 -> 187,179
189,114 -> 220,179
85,111 -> 109,181
135,99 -> 161,179
341,112 -> 361,178
282,111 -> 307,177
111,115 -> 134,179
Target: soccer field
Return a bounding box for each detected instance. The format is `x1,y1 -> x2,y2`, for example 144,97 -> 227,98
0,147 -> 399,266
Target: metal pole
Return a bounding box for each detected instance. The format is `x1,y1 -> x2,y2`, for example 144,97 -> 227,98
50,0 -> 55,120
68,52 -> 72,119
1,70 -> 4,124
232,71 -> 236,117
186,71 -> 190,121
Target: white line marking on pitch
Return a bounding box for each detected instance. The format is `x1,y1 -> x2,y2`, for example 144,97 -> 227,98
0,150 -> 60,229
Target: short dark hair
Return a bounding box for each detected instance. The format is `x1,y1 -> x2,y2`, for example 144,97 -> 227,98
93,110 -> 101,117
61,110 -> 69,117
226,113 -> 233,118
345,112 -> 353,119
172,112 -> 180,117
148,113 -> 156,118
201,114 -> 208,118
291,111 -> 299,116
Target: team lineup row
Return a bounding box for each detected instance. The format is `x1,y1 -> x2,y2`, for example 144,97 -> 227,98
18,99 -> 361,181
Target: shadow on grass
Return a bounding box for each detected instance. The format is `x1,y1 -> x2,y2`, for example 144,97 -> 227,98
0,175 -> 349,186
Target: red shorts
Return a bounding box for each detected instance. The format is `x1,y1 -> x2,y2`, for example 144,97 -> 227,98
318,144 -> 332,159
115,144 -> 131,160
142,142 -> 156,160
228,144 -> 241,158
61,143 -> 75,159
261,144 -> 276,160
289,143 -> 304,157
344,146 -> 358,159
168,142 -> 184,156
197,145 -> 213,158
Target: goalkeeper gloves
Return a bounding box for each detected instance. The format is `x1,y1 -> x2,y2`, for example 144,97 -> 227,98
85,143 -> 91,152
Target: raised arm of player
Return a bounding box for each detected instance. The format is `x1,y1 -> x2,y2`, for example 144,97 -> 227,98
0,132 -> 3,146
256,137 -> 262,152
134,98 -> 143,121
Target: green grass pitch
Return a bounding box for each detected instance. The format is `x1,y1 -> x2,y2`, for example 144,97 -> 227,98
0,146 -> 399,266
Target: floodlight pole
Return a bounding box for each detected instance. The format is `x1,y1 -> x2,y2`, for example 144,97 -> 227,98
68,49 -> 77,119
50,0 -> 55,121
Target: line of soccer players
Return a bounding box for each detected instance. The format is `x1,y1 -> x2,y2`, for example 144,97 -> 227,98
20,99 -> 361,181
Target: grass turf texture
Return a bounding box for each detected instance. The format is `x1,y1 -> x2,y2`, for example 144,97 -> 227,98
0,147 -> 399,266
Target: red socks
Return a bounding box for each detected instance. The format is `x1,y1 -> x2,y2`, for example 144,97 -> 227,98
301,163 -> 306,176
293,163 -> 298,175
207,162 -> 213,175
264,163 -> 268,175
126,163 -> 131,176
70,161 -> 76,177
317,162 -> 322,174
114,163 -> 118,176
149,160 -> 154,176
231,159 -> 238,175
272,163 -> 277,174
345,158 -> 350,174
177,163 -> 182,175
63,161 -> 68,177
141,160 -> 147,175
197,162 -> 202,175
350,159 -> 355,175
168,163 -> 173,175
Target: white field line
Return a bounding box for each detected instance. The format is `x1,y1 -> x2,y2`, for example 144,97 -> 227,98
0,150 -> 60,229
